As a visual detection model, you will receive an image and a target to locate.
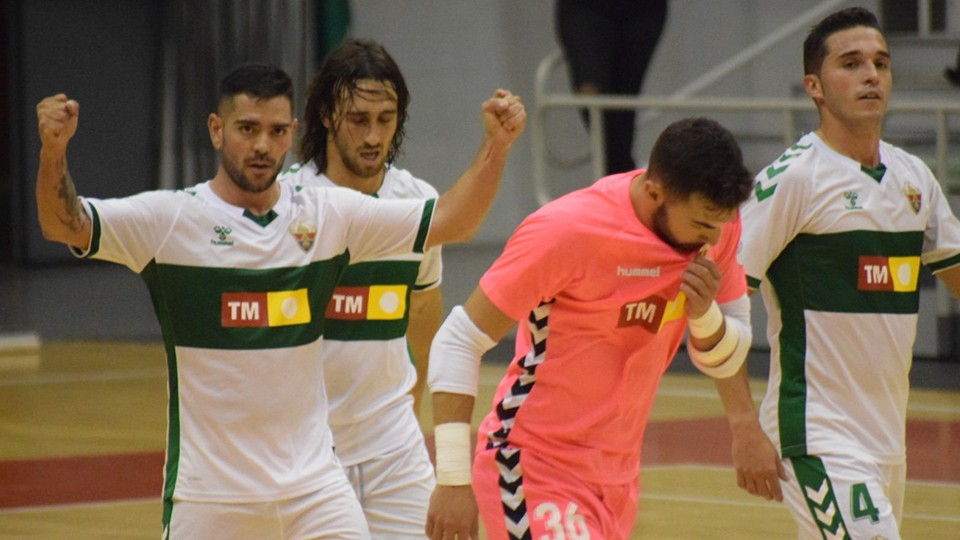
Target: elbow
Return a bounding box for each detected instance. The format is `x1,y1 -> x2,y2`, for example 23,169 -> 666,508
38,219 -> 62,243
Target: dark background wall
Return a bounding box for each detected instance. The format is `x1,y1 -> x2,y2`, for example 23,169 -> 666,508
7,0 -> 162,264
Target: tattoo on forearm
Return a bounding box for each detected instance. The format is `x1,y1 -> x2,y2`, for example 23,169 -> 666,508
57,171 -> 86,232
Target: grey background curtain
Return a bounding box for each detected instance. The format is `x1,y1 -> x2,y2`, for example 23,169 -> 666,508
158,0 -> 319,189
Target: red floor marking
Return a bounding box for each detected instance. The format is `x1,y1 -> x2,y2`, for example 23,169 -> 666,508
642,417 -> 960,483
0,452 -> 163,509
1,418 -> 957,510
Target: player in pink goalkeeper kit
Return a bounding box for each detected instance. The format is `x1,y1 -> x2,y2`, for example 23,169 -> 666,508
476,170 -> 745,483
426,117 -> 756,540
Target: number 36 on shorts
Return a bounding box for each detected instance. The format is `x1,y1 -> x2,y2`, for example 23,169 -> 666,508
533,502 -> 590,540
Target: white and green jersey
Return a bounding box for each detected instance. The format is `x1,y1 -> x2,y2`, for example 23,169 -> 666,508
740,132 -> 960,464
282,162 -> 441,465
76,179 -> 435,503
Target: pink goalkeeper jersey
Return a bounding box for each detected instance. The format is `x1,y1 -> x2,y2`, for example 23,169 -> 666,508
477,171 -> 746,484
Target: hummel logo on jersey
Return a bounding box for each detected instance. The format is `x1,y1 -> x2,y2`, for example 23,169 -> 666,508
617,265 -> 660,277
618,293 -> 684,333
326,285 -> 407,320
843,191 -> 863,210
858,256 -> 920,292
211,226 -> 234,246
221,289 -> 311,327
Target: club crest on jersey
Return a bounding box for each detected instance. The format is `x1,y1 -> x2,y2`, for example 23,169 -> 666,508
904,183 -> 921,214
289,221 -> 317,252
617,292 -> 685,333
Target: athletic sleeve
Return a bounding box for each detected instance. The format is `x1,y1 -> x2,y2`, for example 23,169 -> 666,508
74,190 -> 183,273
479,209 -> 578,321
415,245 -> 443,290
409,177 -> 443,290
330,187 -> 436,263
739,147 -> 813,290
915,160 -> 960,273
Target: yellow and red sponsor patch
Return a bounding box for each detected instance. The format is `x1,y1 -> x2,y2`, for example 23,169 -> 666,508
221,289 -> 311,327
618,293 -> 685,333
857,256 -> 920,292
325,285 -> 408,320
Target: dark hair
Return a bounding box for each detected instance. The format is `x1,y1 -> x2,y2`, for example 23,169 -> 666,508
300,38 -> 411,169
646,117 -> 753,210
218,63 -> 294,110
803,7 -> 882,75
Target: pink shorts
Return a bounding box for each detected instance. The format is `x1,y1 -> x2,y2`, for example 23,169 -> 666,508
473,444 -> 638,540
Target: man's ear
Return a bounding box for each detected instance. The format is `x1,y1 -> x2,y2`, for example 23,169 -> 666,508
643,175 -> 666,206
208,113 -> 223,150
803,73 -> 823,104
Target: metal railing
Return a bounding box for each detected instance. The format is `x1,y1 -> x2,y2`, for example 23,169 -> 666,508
532,0 -> 960,205
531,0 -> 960,358
530,88 -> 960,205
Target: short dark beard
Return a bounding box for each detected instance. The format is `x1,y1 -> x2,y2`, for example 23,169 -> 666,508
652,204 -> 703,254
221,150 -> 280,194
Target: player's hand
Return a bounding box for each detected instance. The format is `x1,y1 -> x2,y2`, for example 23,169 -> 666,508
426,485 -> 479,540
37,94 -> 79,155
681,254 -> 722,319
730,421 -> 786,502
481,89 -> 526,148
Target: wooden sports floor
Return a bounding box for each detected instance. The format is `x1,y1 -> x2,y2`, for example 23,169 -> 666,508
1,341 -> 958,539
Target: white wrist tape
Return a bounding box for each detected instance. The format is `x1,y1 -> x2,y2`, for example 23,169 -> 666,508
428,305 -> 497,397
690,317 -> 738,367
434,422 -> 473,485
687,301 -> 723,338
689,296 -> 751,379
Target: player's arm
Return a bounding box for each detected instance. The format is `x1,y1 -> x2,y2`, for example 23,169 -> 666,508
686,255 -> 785,500
423,90 -> 526,249
936,264 -> 960,299
711,291 -> 786,502
426,286 -> 516,540
35,94 -> 91,250
681,255 -> 751,377
408,286 -> 444,419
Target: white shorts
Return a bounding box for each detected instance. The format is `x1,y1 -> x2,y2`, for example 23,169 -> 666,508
342,440 -> 436,539
165,478 -> 369,539
782,454 -> 905,540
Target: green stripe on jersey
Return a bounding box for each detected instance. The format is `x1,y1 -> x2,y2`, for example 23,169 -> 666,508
768,230 -> 924,315
323,259 -> 421,341
140,253 -> 349,350
929,252 -> 960,273
161,337 -> 180,524
768,229 -> 923,456
413,199 -> 435,253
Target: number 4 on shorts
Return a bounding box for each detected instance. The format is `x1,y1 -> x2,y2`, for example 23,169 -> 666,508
851,483 -> 880,523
